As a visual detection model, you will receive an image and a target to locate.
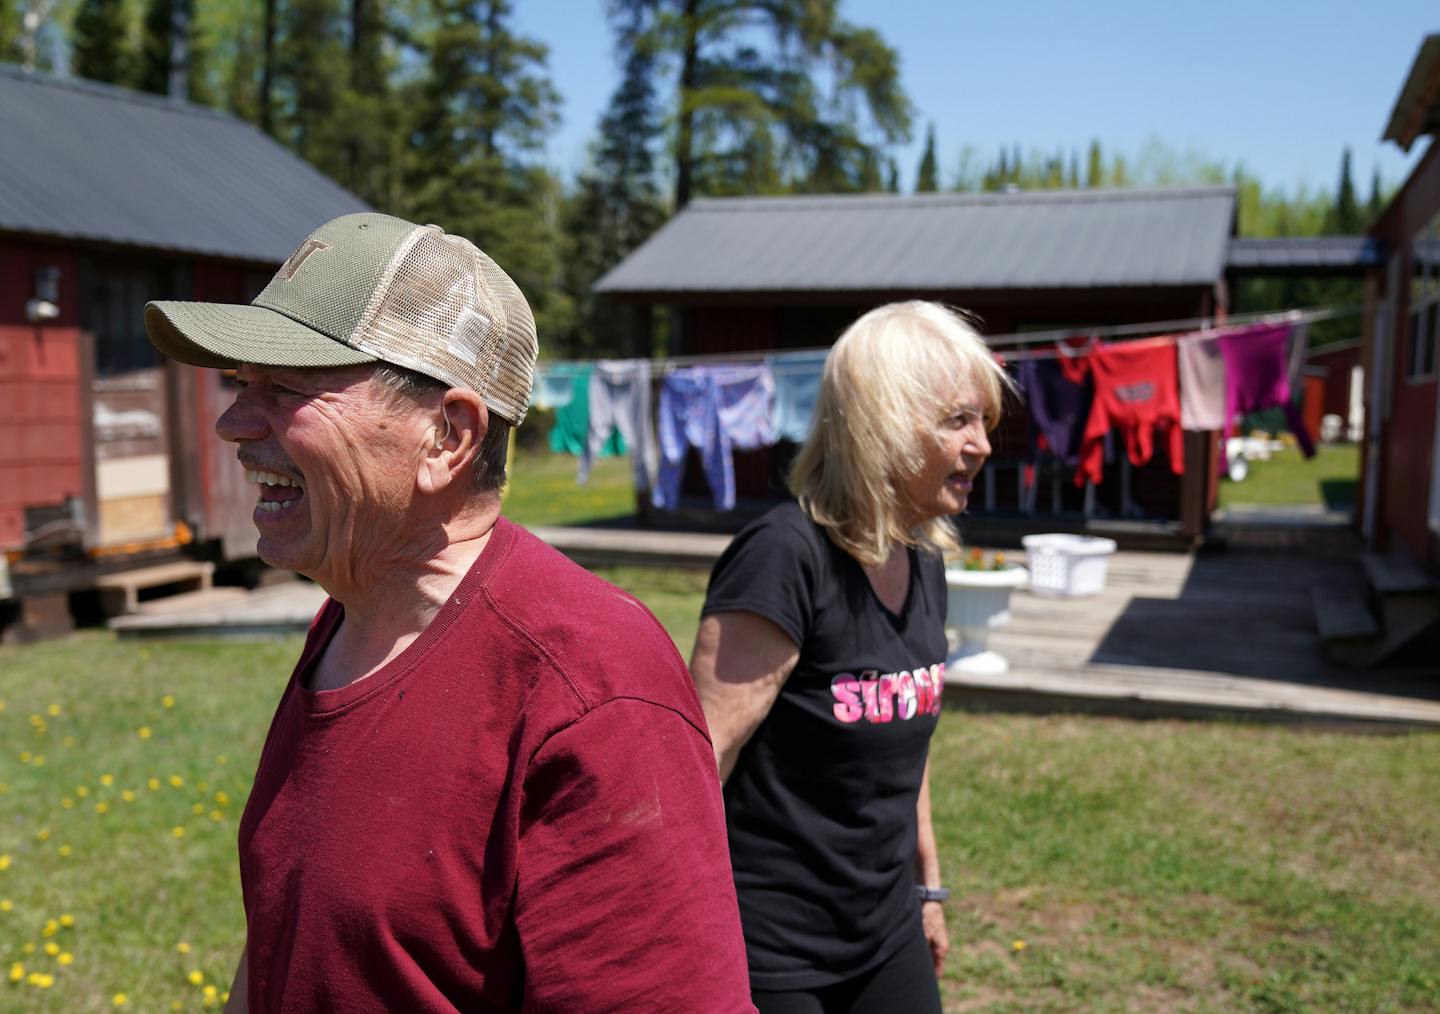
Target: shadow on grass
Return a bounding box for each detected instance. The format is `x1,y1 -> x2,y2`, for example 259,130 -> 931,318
1320,478 -> 1357,511
1090,547 -> 1440,699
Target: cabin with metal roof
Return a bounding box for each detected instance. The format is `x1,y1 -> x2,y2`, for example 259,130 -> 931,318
1361,34 -> 1440,577
599,186 -> 1249,538
0,64 -> 367,636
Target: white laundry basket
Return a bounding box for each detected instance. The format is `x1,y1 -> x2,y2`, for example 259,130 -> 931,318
1021,534 -> 1118,598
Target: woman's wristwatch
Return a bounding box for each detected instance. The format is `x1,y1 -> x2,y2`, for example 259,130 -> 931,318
914,885 -> 950,904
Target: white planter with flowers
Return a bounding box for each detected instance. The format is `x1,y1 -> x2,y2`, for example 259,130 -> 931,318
943,558 -> 1029,677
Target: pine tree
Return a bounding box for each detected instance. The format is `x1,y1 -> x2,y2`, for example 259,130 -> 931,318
1367,168 -> 1384,226
403,0 -> 565,339
1330,147 -> 1360,233
561,2 -> 669,357
71,0 -> 133,84
1086,140 -> 1103,187
136,0 -> 211,103
638,0 -> 911,205
915,122 -> 938,192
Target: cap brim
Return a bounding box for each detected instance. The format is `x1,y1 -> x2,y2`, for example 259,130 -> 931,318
146,301 -> 377,371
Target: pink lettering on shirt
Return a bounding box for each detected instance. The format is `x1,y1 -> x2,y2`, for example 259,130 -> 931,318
860,670 -> 880,722
876,674 -> 897,723
896,672 -> 918,720
830,674 -> 863,723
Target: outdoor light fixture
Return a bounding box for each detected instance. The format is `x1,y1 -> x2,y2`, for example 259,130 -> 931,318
25,265 -> 60,323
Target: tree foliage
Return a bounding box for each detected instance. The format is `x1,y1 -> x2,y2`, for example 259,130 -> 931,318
915,122 -> 937,192
71,0 -> 133,84
626,0 -> 911,205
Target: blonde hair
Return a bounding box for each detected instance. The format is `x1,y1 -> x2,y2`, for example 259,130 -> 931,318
788,301 -> 1011,567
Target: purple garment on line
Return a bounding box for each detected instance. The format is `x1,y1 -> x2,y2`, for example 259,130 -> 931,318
1219,324 -> 1315,457
653,368 -> 735,511
1016,358 -> 1091,466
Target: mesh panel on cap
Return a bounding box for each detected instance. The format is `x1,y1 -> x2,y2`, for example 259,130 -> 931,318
353,229 -> 536,424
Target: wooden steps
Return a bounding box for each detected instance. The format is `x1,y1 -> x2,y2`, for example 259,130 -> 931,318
1314,552 -> 1439,668
94,560 -> 214,616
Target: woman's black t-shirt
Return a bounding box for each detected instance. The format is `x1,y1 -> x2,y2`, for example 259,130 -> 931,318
702,501 -> 948,990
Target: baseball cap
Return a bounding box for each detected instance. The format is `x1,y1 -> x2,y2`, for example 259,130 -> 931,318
145,212 -> 538,425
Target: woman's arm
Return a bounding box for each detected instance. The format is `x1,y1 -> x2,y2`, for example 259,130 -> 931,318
689,611 -> 800,782
915,758 -> 949,977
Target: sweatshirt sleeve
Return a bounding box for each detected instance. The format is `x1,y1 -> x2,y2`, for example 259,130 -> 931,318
514,699 -> 755,1014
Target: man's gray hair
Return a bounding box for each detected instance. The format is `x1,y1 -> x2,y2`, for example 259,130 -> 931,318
372,364 -> 510,493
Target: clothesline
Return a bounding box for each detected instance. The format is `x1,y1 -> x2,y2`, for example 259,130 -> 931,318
533,303 -> 1359,375
983,303 -> 1356,350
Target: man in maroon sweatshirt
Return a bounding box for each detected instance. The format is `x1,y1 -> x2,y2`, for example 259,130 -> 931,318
145,212 -> 754,1013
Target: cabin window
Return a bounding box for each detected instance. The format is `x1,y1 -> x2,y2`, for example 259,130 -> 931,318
88,262 -> 168,376
1406,213 -> 1440,382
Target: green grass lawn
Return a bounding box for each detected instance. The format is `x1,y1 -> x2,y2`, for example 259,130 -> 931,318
1,566 -> 1438,1012
1217,443 -> 1360,511
501,448 -> 637,527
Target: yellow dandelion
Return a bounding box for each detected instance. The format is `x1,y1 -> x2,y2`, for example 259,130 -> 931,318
35,828 -> 50,842
0,783 -> 9,794
203,984 -> 217,1000
43,943 -> 58,957
18,751 -> 31,763
56,953 -> 72,966
1012,939 -> 1026,952
162,695 -> 175,708
222,992 -> 230,1003
75,786 -> 89,798
0,900 -> 11,912
0,854 -> 11,870
113,993 -> 128,1007
169,775 -> 184,788
196,781 -> 209,792
96,802 -> 109,815
214,791 -> 230,806
32,756 -> 44,767
59,914 -> 74,927
172,1002 -> 183,1011
22,942 -> 35,954
171,827 -> 186,839
61,798 -> 74,809
175,941 -> 190,955
209,810 -> 223,822
189,803 -> 203,815
0,698 -> 6,710
121,790 -> 136,802
215,755 -> 228,765
28,714 -> 41,726
57,845 -> 72,858
7,962 -> 21,982
187,969 -> 204,985
46,704 -> 60,717
147,778 -> 161,791
100,773 -> 114,786
137,727 -> 152,740
61,736 -> 75,748
41,920 -> 57,937
28,970 -> 55,987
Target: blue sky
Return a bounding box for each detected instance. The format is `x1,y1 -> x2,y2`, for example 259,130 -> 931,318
513,0 -> 1436,198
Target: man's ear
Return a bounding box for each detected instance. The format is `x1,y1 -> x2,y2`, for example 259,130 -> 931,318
417,390 -> 487,496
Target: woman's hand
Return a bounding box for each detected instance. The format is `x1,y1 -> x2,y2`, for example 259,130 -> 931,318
921,900 -> 949,977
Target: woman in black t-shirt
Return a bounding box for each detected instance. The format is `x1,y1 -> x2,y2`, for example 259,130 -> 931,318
691,301 -> 1010,1014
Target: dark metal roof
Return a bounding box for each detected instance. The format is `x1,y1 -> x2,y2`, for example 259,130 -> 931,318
1383,34 -> 1440,152
0,63 -> 369,263
1226,236 -> 1381,273
595,186 -> 1237,296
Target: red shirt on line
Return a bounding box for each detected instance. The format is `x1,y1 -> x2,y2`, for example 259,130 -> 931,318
238,517 -> 754,1013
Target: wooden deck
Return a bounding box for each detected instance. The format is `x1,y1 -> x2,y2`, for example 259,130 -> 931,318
960,547 -> 1440,730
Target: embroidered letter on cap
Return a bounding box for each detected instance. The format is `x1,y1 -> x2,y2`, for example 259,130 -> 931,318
279,239 -> 331,280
